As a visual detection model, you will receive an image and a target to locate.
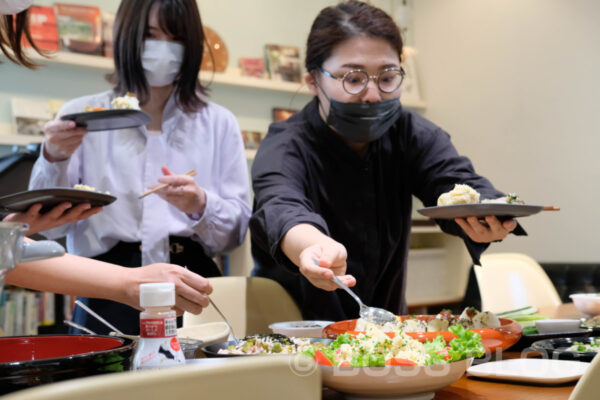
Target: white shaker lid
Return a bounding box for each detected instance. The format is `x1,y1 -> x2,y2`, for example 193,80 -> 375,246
139,282 -> 175,307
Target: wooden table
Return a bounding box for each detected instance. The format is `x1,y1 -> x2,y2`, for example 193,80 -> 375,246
324,303 -> 583,399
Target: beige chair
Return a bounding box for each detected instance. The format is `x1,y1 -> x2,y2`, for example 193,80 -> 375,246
184,276 -> 302,337
569,353 -> 600,400
2,356 -> 321,400
474,253 -> 562,313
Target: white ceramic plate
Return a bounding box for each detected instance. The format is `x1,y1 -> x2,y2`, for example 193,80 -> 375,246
320,358 -> 471,399
269,320 -> 334,338
467,358 -> 588,384
177,322 -> 230,347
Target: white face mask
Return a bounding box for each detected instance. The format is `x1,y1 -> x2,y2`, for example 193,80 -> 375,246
142,40 -> 184,87
0,0 -> 33,15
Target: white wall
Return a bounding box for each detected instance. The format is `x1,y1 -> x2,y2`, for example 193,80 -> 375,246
411,0 -> 600,262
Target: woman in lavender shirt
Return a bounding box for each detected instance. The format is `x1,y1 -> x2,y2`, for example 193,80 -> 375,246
29,0 -> 250,334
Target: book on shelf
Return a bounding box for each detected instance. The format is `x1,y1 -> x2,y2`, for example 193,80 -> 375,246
0,287 -> 56,335
10,97 -> 65,137
272,108 -> 297,123
54,3 -> 103,56
101,11 -> 115,58
239,57 -> 265,79
22,6 -> 59,51
264,44 -> 302,83
241,130 -> 265,150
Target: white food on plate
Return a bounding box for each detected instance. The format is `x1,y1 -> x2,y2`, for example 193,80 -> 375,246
111,93 -> 140,110
355,307 -> 500,333
437,184 -> 480,206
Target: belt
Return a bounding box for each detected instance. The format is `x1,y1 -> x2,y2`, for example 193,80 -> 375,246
94,236 -> 222,277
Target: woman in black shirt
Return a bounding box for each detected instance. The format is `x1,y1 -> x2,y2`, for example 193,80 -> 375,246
250,0 -> 523,321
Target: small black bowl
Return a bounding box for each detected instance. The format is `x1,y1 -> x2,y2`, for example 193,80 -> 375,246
529,336 -> 600,362
0,334 -> 135,395
202,337 -> 332,358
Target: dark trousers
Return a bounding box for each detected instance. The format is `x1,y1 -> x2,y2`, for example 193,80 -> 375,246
70,236 -> 221,335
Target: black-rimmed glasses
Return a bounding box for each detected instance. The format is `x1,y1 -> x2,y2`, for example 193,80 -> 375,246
319,66 -> 405,95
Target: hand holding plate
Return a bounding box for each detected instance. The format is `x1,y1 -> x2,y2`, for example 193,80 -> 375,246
455,215 -> 516,243
2,201 -> 102,235
43,119 -> 88,162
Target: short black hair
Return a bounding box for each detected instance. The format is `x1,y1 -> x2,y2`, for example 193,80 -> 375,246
113,0 -> 208,113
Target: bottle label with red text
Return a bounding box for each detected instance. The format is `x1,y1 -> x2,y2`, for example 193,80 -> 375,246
140,316 -> 177,338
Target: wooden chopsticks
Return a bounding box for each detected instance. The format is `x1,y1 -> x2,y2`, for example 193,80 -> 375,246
543,206 -> 560,211
138,169 -> 196,199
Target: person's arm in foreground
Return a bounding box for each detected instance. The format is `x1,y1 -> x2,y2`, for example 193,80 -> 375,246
5,250 -> 212,315
3,202 -> 102,235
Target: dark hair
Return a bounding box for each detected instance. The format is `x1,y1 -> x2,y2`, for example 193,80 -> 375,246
305,0 -> 403,72
113,0 -> 208,113
0,9 -> 45,69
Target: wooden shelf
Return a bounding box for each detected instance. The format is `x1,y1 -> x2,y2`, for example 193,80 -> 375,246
24,51 -> 427,108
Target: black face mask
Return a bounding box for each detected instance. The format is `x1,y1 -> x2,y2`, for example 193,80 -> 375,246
326,97 -> 402,143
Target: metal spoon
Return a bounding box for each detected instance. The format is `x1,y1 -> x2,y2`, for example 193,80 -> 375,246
331,275 -> 396,325
209,298 -> 239,345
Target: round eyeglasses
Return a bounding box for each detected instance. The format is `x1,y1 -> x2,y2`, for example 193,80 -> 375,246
319,67 -> 405,95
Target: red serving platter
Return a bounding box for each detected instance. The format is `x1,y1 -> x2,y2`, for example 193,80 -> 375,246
323,315 -> 522,353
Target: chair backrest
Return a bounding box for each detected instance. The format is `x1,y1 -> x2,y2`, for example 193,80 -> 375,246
183,277 -> 302,337
474,253 -> 562,313
1,356 -> 321,400
569,353 -> 600,400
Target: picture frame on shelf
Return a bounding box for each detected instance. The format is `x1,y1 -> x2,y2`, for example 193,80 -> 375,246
264,44 -> 302,83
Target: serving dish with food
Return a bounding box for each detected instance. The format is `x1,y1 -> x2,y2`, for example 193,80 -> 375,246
307,324 -> 483,398
323,307 -> 522,353
60,93 -> 151,131
417,184 -> 558,219
0,188 -> 116,213
203,334 -> 329,357
530,336 -> 600,362
0,335 -> 134,395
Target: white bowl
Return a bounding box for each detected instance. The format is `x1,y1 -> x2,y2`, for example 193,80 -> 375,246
321,358 -> 472,398
570,293 -> 600,316
177,322 -> 230,347
269,320 -> 334,337
535,319 -> 582,334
